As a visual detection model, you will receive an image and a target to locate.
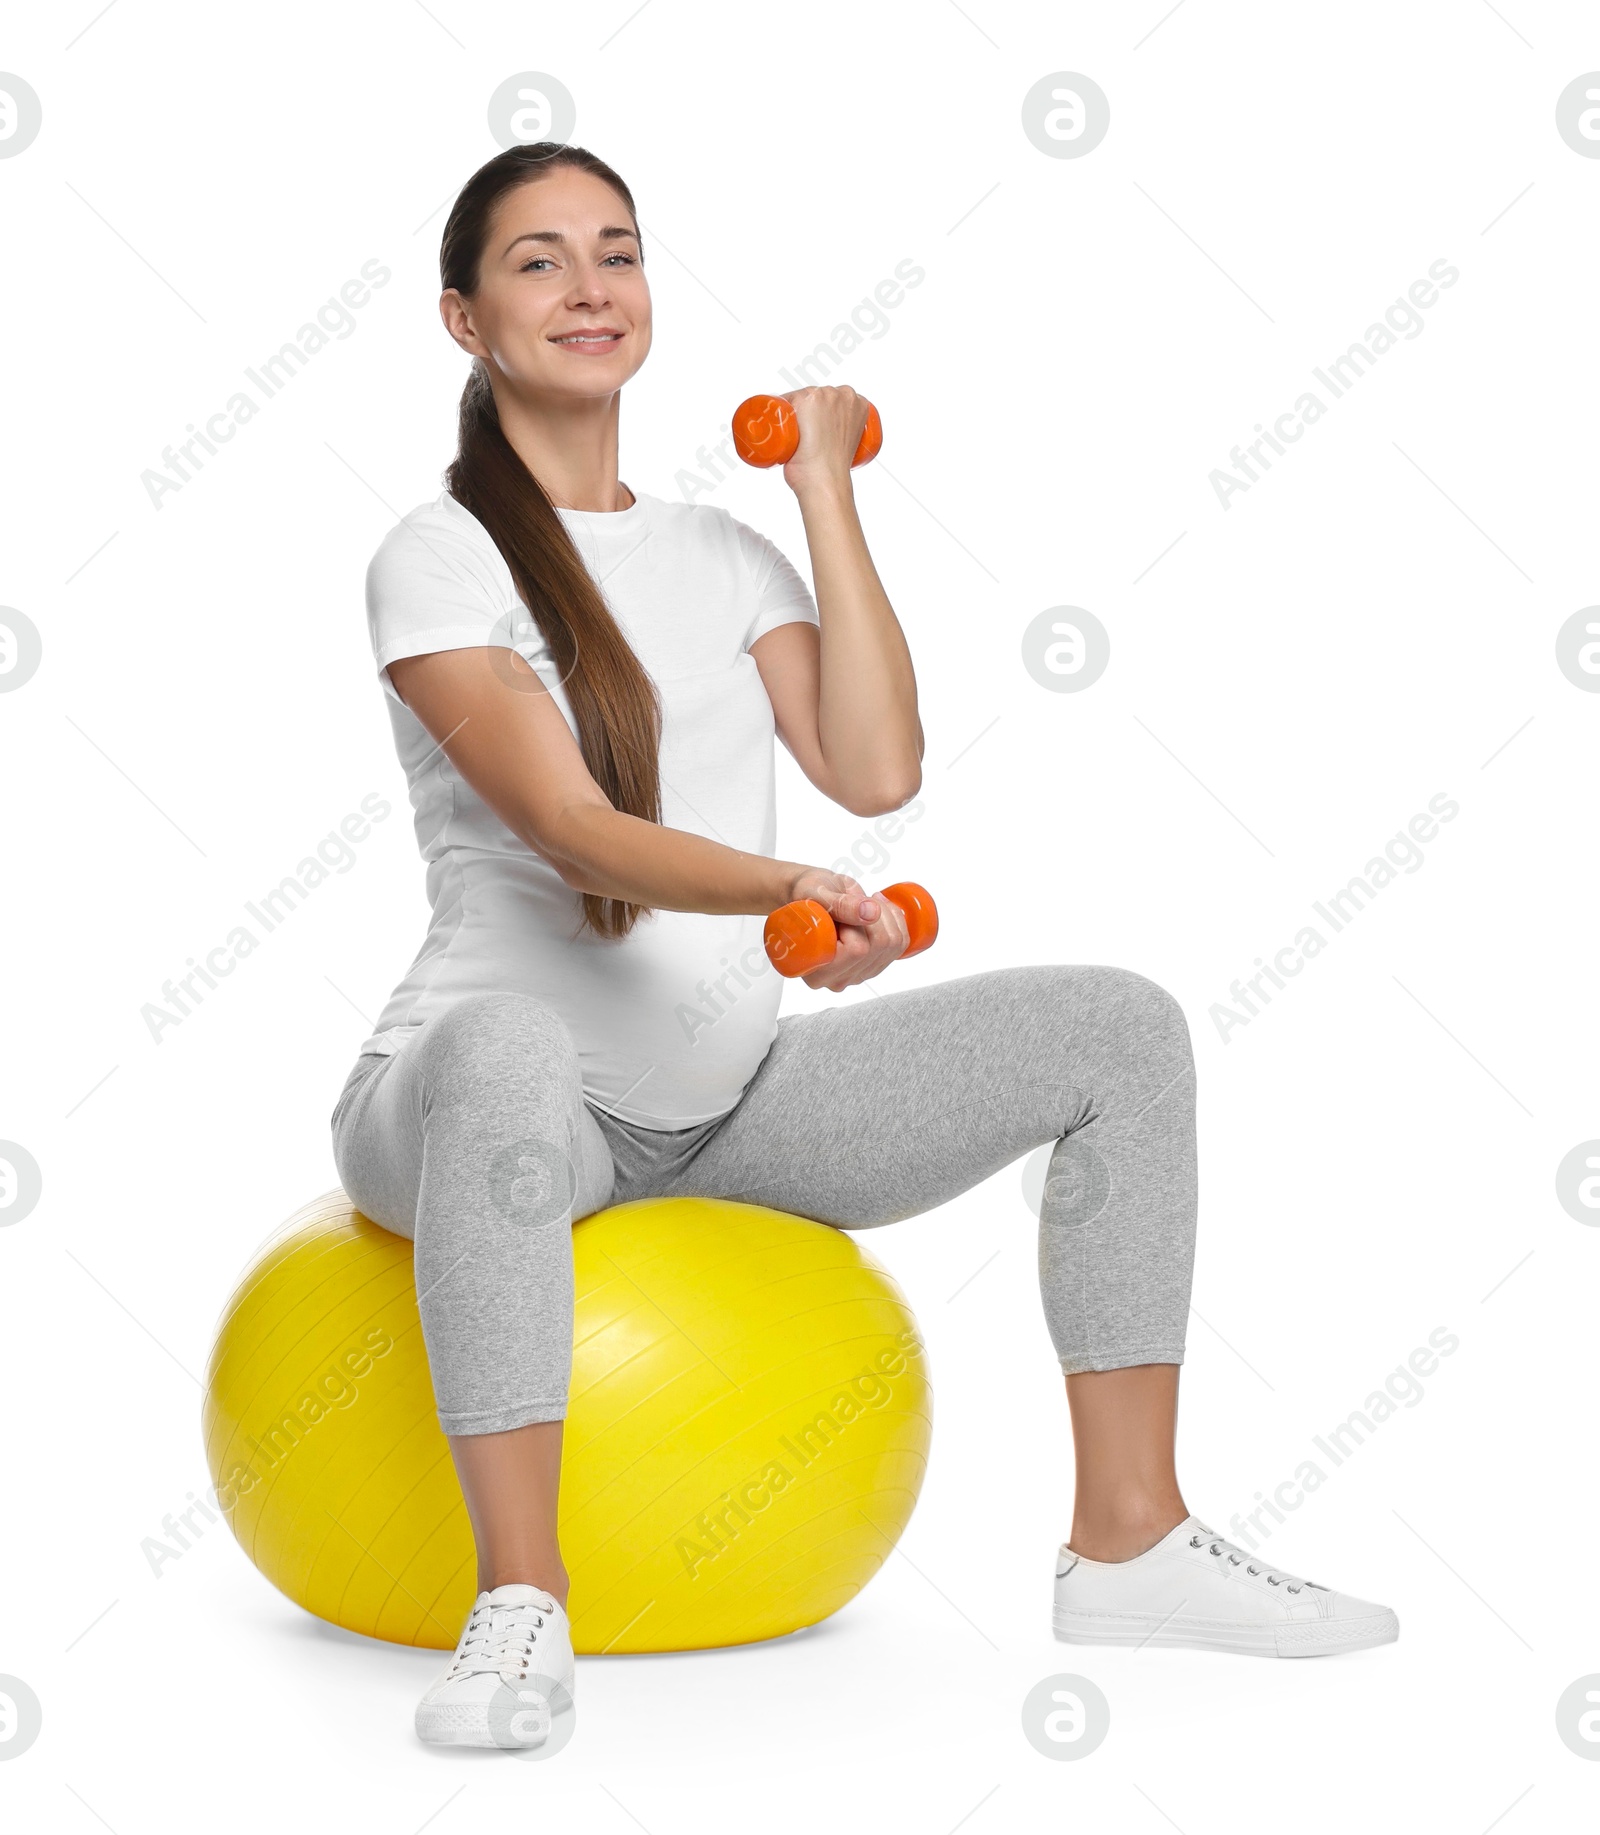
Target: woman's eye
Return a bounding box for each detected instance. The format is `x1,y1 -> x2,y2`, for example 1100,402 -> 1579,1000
519,252 -> 636,273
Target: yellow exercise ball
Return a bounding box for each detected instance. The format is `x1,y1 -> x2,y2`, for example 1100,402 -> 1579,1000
202,1190 -> 932,1654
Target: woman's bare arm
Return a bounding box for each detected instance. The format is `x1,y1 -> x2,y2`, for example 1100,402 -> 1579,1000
748,387 -> 924,815
387,646 -> 809,915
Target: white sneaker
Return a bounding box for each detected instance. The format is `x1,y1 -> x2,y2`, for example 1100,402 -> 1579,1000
1053,1515 -> 1399,1658
415,1583 -> 577,1748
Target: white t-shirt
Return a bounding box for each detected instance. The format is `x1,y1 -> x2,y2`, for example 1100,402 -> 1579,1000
359,487 -> 819,1126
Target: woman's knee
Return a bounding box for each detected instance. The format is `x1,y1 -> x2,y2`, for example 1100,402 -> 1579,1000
1101,967 -> 1191,1052
1088,969 -> 1194,1121
1019,963 -> 1189,1045
1022,964 -> 1194,1108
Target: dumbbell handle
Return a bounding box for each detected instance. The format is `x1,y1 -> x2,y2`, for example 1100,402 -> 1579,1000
732,393 -> 883,470
764,882 -> 938,979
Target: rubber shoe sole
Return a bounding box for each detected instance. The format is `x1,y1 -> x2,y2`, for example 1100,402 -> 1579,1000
416,1701 -> 506,1747
1052,1603 -> 1399,1657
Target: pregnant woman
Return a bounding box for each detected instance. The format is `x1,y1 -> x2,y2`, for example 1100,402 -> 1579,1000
331,142 -> 1398,1750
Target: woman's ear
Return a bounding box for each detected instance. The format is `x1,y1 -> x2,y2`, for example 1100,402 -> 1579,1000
439,290 -> 486,360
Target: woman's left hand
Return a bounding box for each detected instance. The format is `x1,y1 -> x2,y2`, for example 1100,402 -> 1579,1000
780,386 -> 872,492
783,867 -> 911,992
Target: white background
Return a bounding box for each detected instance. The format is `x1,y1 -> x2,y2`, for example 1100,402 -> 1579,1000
2,0 -> 1597,1826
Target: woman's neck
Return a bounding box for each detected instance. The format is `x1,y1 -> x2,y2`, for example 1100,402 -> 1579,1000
493,381 -> 631,512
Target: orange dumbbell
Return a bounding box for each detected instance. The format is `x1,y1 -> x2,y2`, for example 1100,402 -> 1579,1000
732,392 -> 883,470
764,881 -> 938,979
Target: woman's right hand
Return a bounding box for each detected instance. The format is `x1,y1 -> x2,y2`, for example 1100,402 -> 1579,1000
780,866 -> 912,992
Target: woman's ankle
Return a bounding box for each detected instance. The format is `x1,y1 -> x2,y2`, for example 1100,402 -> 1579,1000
479,1564 -> 570,1609
1067,1496 -> 1189,1563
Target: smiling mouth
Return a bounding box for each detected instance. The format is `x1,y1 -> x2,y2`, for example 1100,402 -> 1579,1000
551,332 -> 624,346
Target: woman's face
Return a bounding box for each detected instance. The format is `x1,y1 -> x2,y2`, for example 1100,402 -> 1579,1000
443,165 -> 652,397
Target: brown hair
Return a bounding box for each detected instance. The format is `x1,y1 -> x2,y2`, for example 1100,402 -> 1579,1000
439,142 -> 661,941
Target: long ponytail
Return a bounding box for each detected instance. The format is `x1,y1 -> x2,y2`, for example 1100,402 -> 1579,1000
439,144 -> 662,941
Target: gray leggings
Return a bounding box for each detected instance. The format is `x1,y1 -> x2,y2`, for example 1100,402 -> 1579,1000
329,965 -> 1198,1436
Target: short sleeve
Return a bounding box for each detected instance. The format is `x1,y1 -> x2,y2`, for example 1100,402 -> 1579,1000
364,505 -> 523,705
733,517 -> 819,651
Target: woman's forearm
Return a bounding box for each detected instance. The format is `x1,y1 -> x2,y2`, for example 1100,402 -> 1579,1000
542,801 -> 807,916
798,475 -> 924,803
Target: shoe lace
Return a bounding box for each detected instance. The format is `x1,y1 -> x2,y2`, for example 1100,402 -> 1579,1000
1189,1528 -> 1327,1594
446,1596 -> 551,1683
